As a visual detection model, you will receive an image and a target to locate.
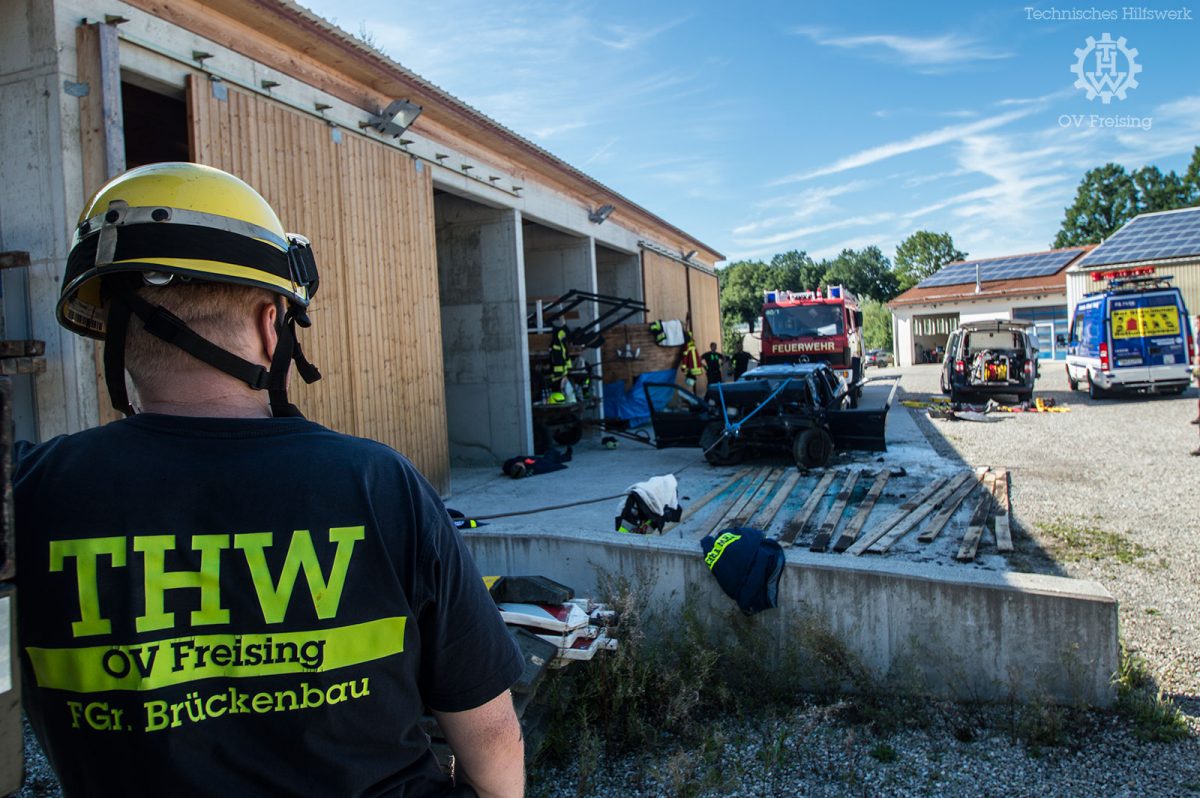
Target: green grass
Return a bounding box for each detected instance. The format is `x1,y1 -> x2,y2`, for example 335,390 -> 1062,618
868,742 -> 898,763
1113,643 -> 1191,743
1035,517 -> 1149,564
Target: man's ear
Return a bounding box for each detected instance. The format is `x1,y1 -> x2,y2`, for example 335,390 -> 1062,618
255,299 -> 279,366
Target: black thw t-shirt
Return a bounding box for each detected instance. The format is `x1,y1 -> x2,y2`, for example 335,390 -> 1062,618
14,414 -> 522,797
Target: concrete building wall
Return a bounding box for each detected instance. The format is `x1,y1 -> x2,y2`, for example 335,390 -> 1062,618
0,0 -> 100,442
892,292 -> 1066,367
596,245 -> 642,301
436,194 -> 530,465
464,531 -> 1119,707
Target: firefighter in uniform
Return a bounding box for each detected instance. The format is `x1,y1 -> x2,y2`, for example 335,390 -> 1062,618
680,330 -> 703,387
14,163 -> 524,797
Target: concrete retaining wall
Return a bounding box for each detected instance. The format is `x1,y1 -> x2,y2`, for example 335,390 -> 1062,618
465,530 -> 1119,707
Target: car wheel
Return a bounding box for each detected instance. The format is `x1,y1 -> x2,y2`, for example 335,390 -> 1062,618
700,423 -> 744,466
793,427 -> 834,469
949,387 -> 966,405
940,372 -> 950,396
1087,373 -> 1106,400
1066,366 -> 1079,392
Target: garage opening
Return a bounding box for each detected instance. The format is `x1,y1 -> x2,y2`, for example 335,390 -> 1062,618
434,190 -> 528,465
121,77 -> 188,167
912,313 -> 959,364
523,220 -> 600,440
595,243 -> 641,301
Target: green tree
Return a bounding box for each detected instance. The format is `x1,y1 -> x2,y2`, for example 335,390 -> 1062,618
1182,146 -> 1200,205
1053,163 -> 1138,247
1133,165 -> 1189,213
821,246 -> 900,302
861,299 -> 893,352
769,250 -> 825,292
894,231 -> 967,292
717,259 -> 773,332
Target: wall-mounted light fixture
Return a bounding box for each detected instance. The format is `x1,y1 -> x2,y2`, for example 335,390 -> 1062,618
361,98 -> 423,138
588,203 -> 615,224
682,250 -> 697,261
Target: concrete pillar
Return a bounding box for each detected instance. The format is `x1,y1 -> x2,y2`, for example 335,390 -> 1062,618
0,0 -> 100,441
435,194 -> 531,465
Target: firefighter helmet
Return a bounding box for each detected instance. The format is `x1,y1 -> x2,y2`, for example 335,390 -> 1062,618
59,162 -> 321,417
60,162 -> 317,338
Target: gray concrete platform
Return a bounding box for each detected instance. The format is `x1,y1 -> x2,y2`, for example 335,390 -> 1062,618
451,398 -> 1119,705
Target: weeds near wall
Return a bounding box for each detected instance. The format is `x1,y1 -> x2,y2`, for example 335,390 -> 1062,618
1113,643 -> 1190,743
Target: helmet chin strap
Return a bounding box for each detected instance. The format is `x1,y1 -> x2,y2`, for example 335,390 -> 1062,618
103,283 -> 321,418
266,297 -> 321,418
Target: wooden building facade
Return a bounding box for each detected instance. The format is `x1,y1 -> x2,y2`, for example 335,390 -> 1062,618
0,0 -> 723,493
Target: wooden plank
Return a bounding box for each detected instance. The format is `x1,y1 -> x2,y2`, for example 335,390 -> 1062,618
778,470 -> 837,547
956,489 -> 995,562
78,21 -> 127,428
992,468 -> 1013,552
0,252 -> 30,271
844,476 -> 950,556
833,470 -> 890,552
0,341 -> 44,358
749,469 -> 801,532
0,359 -> 47,377
726,467 -> 783,526
917,472 -> 982,544
189,79 -> 451,490
695,468 -> 763,539
706,468 -> 775,536
867,472 -> 974,554
810,471 -> 860,552
672,467 -> 752,527
642,250 -> 690,324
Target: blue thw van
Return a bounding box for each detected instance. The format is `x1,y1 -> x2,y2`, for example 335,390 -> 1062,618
1066,271 -> 1194,399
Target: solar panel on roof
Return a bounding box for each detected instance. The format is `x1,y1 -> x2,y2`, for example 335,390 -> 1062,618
916,249 -> 1080,288
1078,207 -> 1200,268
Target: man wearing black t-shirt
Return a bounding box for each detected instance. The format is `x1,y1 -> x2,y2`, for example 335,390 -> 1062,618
701,342 -> 725,385
15,163 -> 524,797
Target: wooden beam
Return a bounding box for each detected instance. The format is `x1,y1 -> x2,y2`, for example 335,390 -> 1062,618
751,469 -> 801,532
0,341 -> 45,358
77,20 -> 127,429
695,468 -> 763,539
673,466 -> 751,527
956,489 -> 995,562
705,468 -> 775,537
0,359 -> 48,376
867,472 -> 974,554
779,470 -> 837,547
810,470 -> 860,552
992,468 -> 1013,552
0,252 -> 30,271
833,470 -> 890,552
844,476 -> 950,556
918,469 -> 985,544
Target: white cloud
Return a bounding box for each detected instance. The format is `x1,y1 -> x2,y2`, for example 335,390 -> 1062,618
772,108 -> 1036,184
592,17 -> 691,50
793,28 -> 1011,68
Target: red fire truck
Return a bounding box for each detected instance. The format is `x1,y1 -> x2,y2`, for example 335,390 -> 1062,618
760,286 -> 865,388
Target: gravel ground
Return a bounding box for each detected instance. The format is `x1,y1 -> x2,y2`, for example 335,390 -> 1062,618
17,364 -> 1200,796
526,363 -> 1200,798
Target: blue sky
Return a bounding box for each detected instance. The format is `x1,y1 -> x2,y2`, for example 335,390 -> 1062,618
299,0 -> 1200,265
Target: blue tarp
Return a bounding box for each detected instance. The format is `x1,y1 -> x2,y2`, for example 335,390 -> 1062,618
603,368 -> 676,428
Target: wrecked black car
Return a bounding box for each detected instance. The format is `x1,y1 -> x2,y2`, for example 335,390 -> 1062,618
644,363 -> 897,469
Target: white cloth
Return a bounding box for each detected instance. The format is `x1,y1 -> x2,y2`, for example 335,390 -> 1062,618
659,319 -> 685,346
620,474 -> 680,518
